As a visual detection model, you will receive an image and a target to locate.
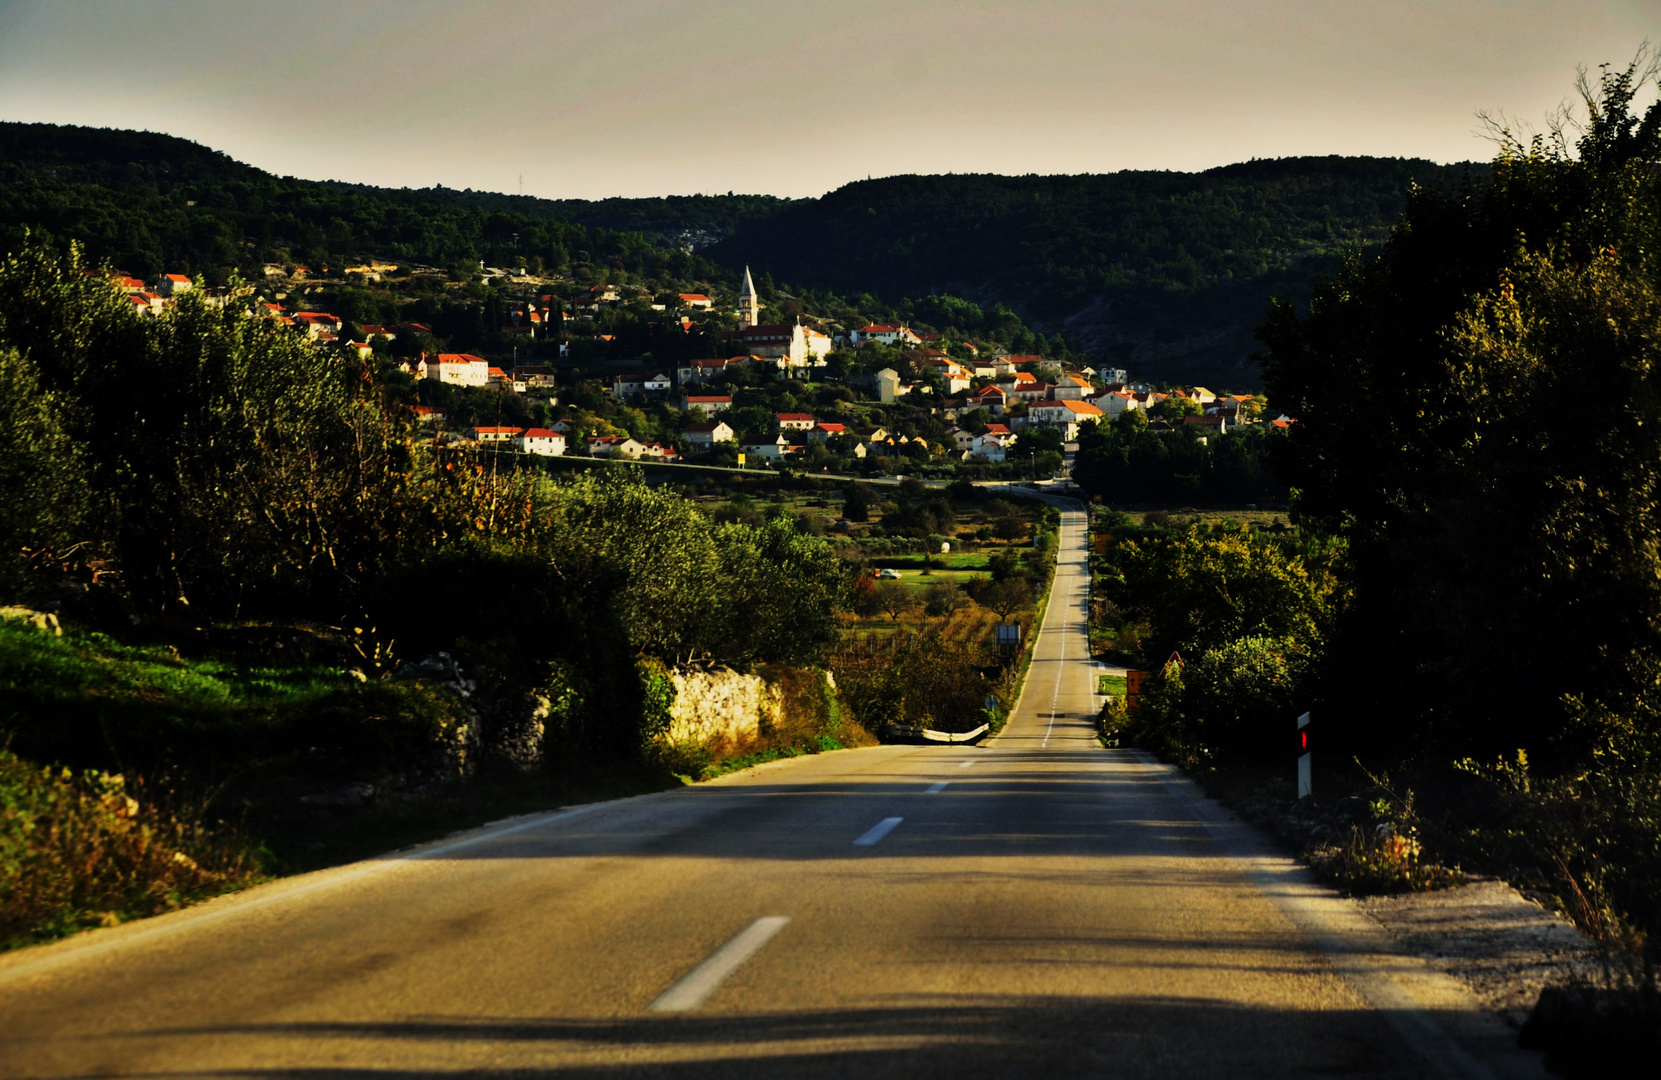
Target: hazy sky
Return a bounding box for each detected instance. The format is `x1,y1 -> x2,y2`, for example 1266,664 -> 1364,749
0,1 -> 1654,199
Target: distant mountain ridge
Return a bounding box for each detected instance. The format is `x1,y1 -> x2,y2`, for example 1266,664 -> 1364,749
0,123 -> 788,248
710,158 -> 1487,383
0,122 -> 1484,383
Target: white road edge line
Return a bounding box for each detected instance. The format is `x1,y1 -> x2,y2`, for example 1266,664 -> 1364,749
853,816 -> 904,846
1137,754 -> 1509,1080
926,781 -> 948,793
958,759 -> 978,768
648,916 -> 791,1013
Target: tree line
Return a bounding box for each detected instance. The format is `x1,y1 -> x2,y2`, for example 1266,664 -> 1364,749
1104,57 -> 1661,999
0,241 -> 846,766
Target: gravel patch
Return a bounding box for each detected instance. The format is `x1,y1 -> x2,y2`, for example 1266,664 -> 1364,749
1357,877 -> 1601,1028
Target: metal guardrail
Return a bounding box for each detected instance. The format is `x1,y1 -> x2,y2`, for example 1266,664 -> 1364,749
879,722 -> 990,745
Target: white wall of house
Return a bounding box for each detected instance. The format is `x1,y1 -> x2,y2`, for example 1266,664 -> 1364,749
422,357 -> 489,386
517,433 -> 567,456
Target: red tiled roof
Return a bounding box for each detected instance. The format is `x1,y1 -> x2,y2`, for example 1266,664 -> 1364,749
776,412 -> 814,422
164,274 -> 190,283
473,426 -> 524,435
521,428 -> 562,439
1045,400 -> 1104,415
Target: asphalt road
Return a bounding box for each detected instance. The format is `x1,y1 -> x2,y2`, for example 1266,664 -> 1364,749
0,502 -> 1543,1079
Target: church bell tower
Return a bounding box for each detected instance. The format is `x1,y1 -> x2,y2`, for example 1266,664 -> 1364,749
738,265 -> 760,328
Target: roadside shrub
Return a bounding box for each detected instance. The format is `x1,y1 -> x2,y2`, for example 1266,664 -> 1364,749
1307,788 -> 1464,895
1181,635 -> 1305,759
0,750 -> 260,949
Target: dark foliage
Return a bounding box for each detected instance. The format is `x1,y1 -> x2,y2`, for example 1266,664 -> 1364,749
711,158 -> 1484,379
0,123 -> 735,285
1073,412 -> 1288,505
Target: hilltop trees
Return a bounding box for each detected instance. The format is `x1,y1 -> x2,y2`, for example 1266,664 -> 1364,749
1261,55 -> 1661,762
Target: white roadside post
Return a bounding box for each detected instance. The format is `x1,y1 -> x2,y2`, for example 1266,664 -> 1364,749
1296,711 -> 1313,800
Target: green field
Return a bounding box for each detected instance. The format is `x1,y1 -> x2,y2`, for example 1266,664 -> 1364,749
895,568 -> 981,593
1098,673 -> 1127,697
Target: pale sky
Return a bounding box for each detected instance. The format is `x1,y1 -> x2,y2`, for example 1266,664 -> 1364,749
0,1 -> 1654,199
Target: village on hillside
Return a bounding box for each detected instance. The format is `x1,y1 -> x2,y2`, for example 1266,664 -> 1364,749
106,262 -> 1276,478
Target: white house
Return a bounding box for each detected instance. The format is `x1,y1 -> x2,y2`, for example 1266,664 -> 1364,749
516,428 -> 567,456
853,324 -> 922,347
971,430 -> 1015,462
1089,389 -> 1140,417
419,353 -> 490,387
1053,374 -> 1094,401
678,293 -> 714,310
998,371 -> 1051,402
291,311 -> 343,340
684,394 -> 733,417
742,435 -> 792,461
776,412 -> 816,432
1027,399 -> 1104,440
613,372 -> 671,398
683,421 -> 737,448
923,356 -> 973,394
588,436 -> 648,458
875,367 -> 901,404
970,384 -> 1008,417
157,273 -> 192,297
470,425 -> 524,444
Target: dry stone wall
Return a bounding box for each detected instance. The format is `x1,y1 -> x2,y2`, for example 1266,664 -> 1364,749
665,667 -> 781,748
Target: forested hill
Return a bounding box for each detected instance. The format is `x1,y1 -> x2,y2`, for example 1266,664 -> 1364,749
712,159 -> 1485,382
1,122 -> 1482,383
0,123 -> 778,280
